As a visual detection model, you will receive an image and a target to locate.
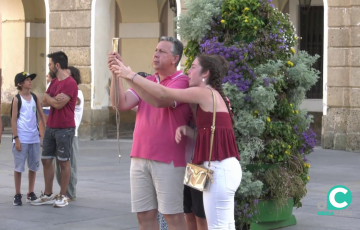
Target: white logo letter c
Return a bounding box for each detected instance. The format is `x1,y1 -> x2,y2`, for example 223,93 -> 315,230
329,188 -> 348,208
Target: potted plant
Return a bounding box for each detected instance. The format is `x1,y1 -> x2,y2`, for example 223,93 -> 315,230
177,0 -> 319,229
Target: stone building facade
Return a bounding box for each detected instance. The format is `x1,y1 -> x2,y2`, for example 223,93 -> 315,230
0,0 -> 359,151
323,0 -> 360,151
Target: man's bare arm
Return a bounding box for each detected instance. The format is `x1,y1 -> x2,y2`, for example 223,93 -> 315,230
43,93 -> 70,110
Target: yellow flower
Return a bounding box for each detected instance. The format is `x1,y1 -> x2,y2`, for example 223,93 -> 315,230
267,117 -> 271,122
294,36 -> 298,40
254,26 -> 257,30
254,110 -> 258,114
268,154 -> 273,158
307,176 -> 310,180
245,19 -> 248,23
244,7 -> 250,11
304,163 -> 307,167
288,145 -> 291,149
221,19 -> 225,24
291,48 -> 295,54
307,164 -> 311,168
287,61 -> 294,67
282,144 -> 285,148
292,110 -> 295,113
295,110 -> 299,114
285,150 -> 290,155
290,103 -> 293,107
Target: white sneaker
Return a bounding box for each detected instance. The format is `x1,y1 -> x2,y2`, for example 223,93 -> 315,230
31,192 -> 56,206
53,195 -> 68,208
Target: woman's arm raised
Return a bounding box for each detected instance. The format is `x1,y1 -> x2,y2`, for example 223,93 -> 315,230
111,59 -> 208,105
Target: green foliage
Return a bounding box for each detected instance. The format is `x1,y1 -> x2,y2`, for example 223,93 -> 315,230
248,85 -> 276,115
176,0 -> 223,42
183,41 -> 201,72
237,171 -> 263,197
221,0 -> 265,38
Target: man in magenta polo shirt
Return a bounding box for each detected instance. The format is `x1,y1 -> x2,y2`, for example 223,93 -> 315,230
109,37 -> 191,229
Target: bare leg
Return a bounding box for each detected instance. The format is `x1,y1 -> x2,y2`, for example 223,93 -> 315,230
195,216 -> 208,230
28,170 -> 36,193
163,213 -> 188,230
58,160 -> 70,196
42,158 -> 54,194
137,209 -> 159,230
185,213 -> 197,230
14,171 -> 22,194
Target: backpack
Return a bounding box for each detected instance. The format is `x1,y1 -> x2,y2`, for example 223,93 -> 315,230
10,93 -> 39,139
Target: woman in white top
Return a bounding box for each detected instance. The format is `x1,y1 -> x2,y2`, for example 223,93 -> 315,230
55,66 -> 84,200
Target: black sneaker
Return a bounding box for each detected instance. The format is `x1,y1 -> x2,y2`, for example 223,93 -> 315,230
13,194 -> 22,206
26,192 -> 37,203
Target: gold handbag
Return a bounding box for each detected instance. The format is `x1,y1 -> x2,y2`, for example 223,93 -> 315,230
183,88 -> 216,192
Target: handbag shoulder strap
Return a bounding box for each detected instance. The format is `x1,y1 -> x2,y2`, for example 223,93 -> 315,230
208,87 -> 216,168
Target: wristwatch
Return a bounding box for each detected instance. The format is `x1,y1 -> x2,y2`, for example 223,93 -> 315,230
13,136 -> 19,140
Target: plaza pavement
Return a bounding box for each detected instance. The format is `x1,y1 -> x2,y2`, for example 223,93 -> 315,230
0,133 -> 360,230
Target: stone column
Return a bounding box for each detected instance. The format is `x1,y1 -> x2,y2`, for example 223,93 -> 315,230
49,0 -> 108,140
323,0 -> 360,150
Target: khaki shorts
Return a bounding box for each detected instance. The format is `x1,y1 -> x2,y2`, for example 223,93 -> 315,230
130,157 -> 185,214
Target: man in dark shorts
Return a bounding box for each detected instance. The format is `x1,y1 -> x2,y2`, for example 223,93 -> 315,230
31,51 -> 78,208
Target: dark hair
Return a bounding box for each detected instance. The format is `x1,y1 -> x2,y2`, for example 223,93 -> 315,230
47,51 -> 68,69
211,55 -> 229,78
197,54 -> 234,125
68,66 -> 81,85
16,84 -> 22,91
160,36 -> 183,67
137,72 -> 152,78
48,71 -> 56,79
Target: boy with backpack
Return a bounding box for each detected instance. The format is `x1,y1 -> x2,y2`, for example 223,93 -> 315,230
11,71 -> 46,205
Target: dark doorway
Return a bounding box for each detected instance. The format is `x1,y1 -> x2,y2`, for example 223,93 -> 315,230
299,6 -> 324,99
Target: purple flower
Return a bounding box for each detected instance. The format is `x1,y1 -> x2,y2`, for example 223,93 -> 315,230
264,78 -> 270,87
270,4 -> 274,8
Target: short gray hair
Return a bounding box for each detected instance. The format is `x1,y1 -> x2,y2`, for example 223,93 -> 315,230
160,36 -> 183,67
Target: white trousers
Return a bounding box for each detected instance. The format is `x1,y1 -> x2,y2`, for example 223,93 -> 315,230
203,157 -> 242,230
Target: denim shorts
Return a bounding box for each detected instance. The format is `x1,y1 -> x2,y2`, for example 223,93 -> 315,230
12,143 -> 40,173
42,127 -> 75,161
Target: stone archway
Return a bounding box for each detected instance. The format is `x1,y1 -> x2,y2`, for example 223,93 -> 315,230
0,0 -> 47,127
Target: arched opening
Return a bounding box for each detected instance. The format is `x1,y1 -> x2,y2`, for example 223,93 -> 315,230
159,0 -> 177,37
0,0 -> 47,127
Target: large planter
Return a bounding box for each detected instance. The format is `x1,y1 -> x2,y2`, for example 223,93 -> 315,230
249,198 -> 296,230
